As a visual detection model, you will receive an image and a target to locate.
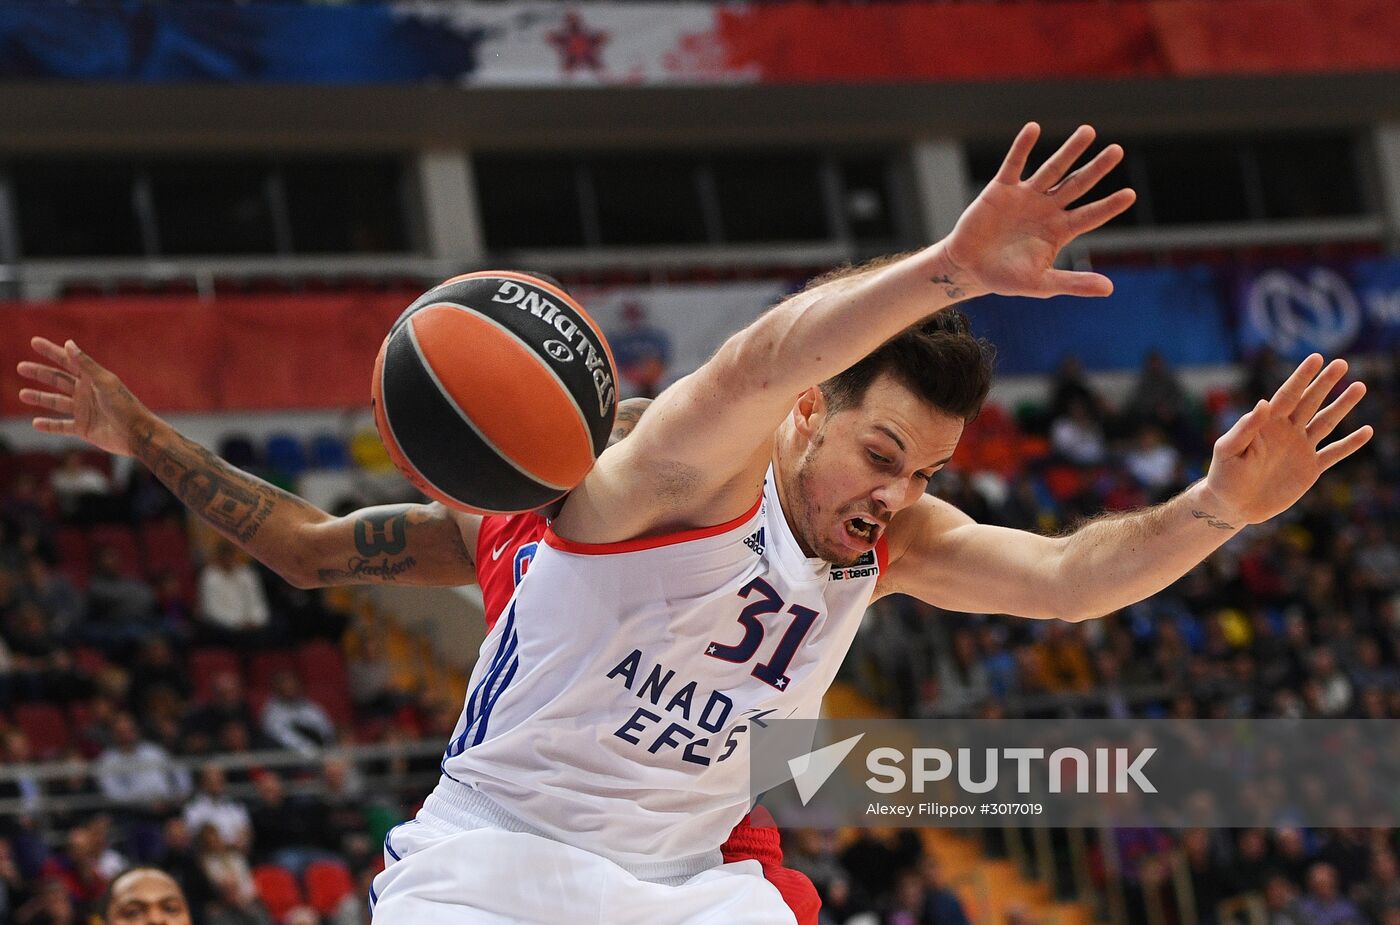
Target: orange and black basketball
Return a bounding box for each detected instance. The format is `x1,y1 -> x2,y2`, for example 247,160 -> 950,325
371,271 -> 618,514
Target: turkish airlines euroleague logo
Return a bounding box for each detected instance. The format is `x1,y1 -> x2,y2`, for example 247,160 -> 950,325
491,280 -> 617,418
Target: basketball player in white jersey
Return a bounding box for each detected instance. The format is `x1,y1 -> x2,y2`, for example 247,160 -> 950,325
20,124 -> 1372,924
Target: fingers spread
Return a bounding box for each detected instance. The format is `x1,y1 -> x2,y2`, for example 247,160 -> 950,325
31,336 -> 78,373
994,122 -> 1041,185
1067,188 -> 1138,237
1269,354 -> 1326,417
19,389 -> 74,415
1306,381 -> 1366,443
1318,425 -> 1374,471
16,361 -> 76,393
1051,144 -> 1124,204
1291,358 -> 1349,424
1028,125 -> 1096,192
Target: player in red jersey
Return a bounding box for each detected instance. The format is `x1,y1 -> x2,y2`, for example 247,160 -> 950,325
16,340 -> 821,924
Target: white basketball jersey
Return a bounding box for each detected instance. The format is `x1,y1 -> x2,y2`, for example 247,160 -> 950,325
439,466 -> 885,869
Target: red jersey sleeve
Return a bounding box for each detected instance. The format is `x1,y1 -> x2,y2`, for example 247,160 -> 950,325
474,512 -> 549,633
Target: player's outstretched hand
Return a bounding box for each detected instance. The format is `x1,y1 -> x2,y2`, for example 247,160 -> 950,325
17,337 -> 151,457
1202,354 -> 1373,527
940,123 -> 1136,300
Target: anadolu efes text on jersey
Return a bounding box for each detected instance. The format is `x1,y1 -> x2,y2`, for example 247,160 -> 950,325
439,468 -> 886,870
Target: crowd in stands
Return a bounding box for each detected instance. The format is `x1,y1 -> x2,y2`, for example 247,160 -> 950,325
0,440 -> 457,925
837,347 -> 1400,924
0,344 -> 1397,925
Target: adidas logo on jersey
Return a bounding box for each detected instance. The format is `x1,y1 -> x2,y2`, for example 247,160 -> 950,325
743,528 -> 765,556
830,550 -> 877,581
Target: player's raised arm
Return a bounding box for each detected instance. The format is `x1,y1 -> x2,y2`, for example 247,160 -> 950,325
880,355 -> 1372,621
561,124 -> 1135,538
17,337 -> 479,590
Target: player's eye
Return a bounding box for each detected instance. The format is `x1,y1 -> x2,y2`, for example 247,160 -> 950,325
866,450 -> 891,466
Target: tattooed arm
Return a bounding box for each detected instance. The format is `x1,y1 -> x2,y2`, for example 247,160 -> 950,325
18,337 -> 479,589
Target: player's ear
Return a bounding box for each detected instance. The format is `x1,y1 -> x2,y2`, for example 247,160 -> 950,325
792,387 -> 825,438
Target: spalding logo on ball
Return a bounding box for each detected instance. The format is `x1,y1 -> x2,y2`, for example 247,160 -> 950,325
372,271 -> 618,514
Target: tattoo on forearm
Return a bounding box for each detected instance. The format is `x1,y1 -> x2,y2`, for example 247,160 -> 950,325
317,556 -> 419,584
930,274 -> 964,300
353,510 -> 409,556
132,422 -> 316,544
1191,510 -> 1236,530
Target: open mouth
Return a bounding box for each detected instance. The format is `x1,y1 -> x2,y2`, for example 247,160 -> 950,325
844,515 -> 879,544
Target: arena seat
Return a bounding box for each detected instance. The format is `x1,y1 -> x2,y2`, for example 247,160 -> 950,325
304,859 -> 355,915
309,434 -> 350,471
265,433 -> 308,478
86,524 -> 142,576
248,651 -> 296,692
189,648 -> 242,702
54,527 -> 91,587
14,450 -> 61,483
306,681 -> 355,729
14,703 -> 70,759
295,641 -> 348,690
252,865 -> 304,920
139,519 -> 193,576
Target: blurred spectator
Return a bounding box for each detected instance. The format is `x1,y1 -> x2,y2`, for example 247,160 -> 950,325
885,870 -> 929,925
346,633 -> 401,719
93,714 -> 189,808
1123,426 -> 1182,496
2,602 -> 79,702
194,825 -> 258,916
0,839 -> 24,923
86,546 -> 157,625
840,830 -> 922,905
918,856 -> 970,925
610,300 -> 672,400
14,878 -> 77,925
309,756 -> 367,855
183,764 -> 251,853
930,628 -> 989,715
1048,356 -> 1107,424
247,771 -> 329,870
48,450 -> 112,523
1295,863 -> 1365,925
1354,851 -> 1400,921
155,817 -> 214,916
197,542 -> 270,646
1050,398 -> 1106,466
23,557 -> 83,639
40,825 -> 108,911
183,672 -> 258,755
261,671 -> 336,755
1125,351 -> 1187,429
129,637 -> 190,717
99,867 -> 192,925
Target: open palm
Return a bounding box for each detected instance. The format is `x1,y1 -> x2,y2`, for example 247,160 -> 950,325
1205,354 -> 1372,525
944,123 -> 1137,300
17,337 -> 148,457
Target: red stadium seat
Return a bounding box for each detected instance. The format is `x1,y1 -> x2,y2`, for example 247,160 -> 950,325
306,682 -> 354,729
14,450 -> 61,484
86,524 -> 141,576
304,860 -> 355,915
73,647 -> 106,676
189,648 -> 242,702
14,703 -> 70,759
139,519 -> 193,577
54,527 -> 91,588
249,651 -> 296,692
295,641 -> 348,690
252,865 -> 303,921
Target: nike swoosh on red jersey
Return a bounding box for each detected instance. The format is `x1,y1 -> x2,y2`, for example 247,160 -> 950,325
491,542 -> 511,561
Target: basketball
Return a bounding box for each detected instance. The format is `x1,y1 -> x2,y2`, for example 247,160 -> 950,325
371,271 -> 618,514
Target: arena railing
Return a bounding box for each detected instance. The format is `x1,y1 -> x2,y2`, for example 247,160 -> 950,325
0,739 -> 447,819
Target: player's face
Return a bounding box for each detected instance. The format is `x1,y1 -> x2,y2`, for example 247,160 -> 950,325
791,372 -> 962,566
107,870 -> 192,925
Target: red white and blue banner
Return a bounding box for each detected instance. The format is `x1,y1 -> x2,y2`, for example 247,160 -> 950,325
0,0 -> 1397,86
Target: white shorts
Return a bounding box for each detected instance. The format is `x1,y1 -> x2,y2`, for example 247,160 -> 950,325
370,780 -> 797,925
